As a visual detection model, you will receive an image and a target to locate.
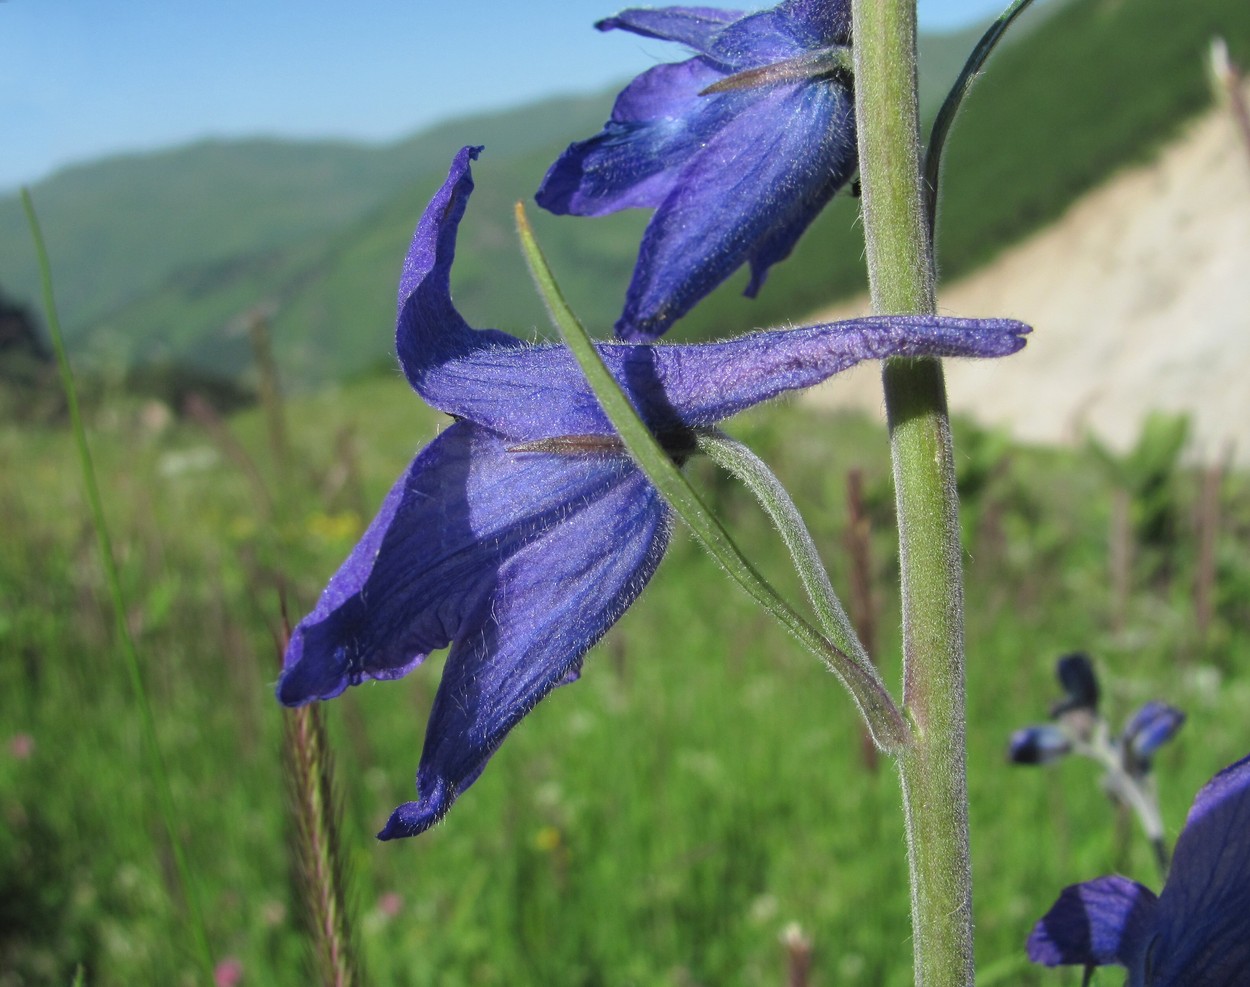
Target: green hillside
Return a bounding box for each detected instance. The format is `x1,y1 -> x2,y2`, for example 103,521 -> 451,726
3,0 -> 1248,391
0,17 -> 1020,389
936,0 -> 1250,276
0,92 -> 615,350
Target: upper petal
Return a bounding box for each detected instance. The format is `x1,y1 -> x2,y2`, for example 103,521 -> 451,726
395,144 -> 527,386
378,460 -> 670,838
401,149 -> 1029,441
705,2 -> 847,65
536,58 -> 738,217
612,78 -> 855,340
1149,753 -> 1250,985
276,423 -> 662,705
412,313 -> 1029,444
1027,874 -> 1159,970
594,4 -> 848,64
1051,651 -> 1100,716
595,6 -> 743,53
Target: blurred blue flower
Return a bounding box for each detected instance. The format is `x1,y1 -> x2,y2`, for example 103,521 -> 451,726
537,1 -> 857,341
277,146 -> 1029,839
1007,654 -> 1184,778
1028,752 -> 1250,984
1008,653 -> 1186,875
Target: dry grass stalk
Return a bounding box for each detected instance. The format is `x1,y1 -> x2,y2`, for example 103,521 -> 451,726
278,615 -> 364,987
843,468 -> 880,771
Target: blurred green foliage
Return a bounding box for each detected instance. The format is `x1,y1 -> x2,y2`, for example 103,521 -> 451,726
2,376 -> 1247,986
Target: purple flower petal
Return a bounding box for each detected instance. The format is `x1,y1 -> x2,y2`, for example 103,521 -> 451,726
277,424 -> 665,706
595,7 -> 744,52
406,145 -> 1030,437
1051,651 -> 1100,716
538,1 -> 859,340
706,2 -> 846,64
613,79 -> 854,339
536,58 -> 733,216
772,0 -> 852,46
1149,754 -> 1250,984
1027,875 -> 1158,969
1028,754 -> 1250,983
282,423 -> 669,837
378,459 -> 669,838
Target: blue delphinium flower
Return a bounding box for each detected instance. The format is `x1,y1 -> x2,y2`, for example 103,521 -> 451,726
1028,752 -> 1250,985
1008,653 -> 1185,873
277,145 -> 1029,839
536,1 -> 856,341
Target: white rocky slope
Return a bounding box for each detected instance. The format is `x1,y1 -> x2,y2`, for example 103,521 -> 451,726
806,99 -> 1250,464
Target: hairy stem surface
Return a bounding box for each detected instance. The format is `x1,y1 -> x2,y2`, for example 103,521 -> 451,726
851,2 -> 975,984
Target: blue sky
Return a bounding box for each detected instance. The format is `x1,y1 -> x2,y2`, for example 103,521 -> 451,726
1,0 -> 1012,192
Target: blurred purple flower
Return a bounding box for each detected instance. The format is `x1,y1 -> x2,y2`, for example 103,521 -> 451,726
1028,752 -> 1250,985
1007,654 -> 1184,775
537,1 -> 856,341
7,733 -> 34,761
277,146 -> 1029,839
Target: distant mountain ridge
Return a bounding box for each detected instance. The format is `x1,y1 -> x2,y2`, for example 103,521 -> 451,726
2,0 -> 1247,393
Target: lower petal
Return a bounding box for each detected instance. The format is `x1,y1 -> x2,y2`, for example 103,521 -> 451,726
277,424 -> 653,705
379,468 -> 670,838
1028,875 -> 1158,970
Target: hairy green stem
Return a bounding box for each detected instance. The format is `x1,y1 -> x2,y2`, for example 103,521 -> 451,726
851,2 -> 975,985
22,191 -> 216,979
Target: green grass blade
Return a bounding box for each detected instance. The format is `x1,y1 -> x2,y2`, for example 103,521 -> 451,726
21,189 -> 216,980
513,202 -> 909,754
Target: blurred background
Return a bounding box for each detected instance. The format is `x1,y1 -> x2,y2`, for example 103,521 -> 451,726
3,0 -> 1250,984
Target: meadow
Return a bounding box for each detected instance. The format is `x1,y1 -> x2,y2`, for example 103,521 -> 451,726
4,2 -> 1250,982
3,366 -> 1247,986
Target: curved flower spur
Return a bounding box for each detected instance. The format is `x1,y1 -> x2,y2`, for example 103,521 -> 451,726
537,0 -> 857,341
276,146 -> 1029,840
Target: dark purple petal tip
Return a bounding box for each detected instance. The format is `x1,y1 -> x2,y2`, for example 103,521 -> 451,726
378,781 -> 451,841
1051,651 -> 1100,715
